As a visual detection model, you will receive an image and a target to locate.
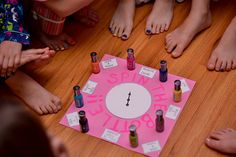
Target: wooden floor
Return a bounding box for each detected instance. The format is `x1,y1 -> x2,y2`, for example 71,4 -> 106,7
32,0 -> 236,156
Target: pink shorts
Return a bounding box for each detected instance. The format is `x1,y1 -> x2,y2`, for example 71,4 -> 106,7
33,1 -> 65,36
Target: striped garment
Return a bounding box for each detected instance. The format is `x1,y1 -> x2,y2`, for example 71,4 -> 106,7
33,1 -> 65,36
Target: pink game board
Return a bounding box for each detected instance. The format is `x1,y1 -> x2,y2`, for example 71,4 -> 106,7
60,54 -> 195,157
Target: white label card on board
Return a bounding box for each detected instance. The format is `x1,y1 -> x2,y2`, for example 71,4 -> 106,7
180,79 -> 190,93
139,66 -> 156,78
142,141 -> 161,154
66,112 -> 80,127
165,105 -> 181,120
102,58 -> 118,69
82,80 -> 98,94
101,129 -> 121,143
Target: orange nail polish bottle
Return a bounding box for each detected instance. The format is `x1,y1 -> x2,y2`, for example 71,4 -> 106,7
90,52 -> 100,74
173,80 -> 182,102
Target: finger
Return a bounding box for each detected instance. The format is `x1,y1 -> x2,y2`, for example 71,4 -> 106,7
7,56 -> 14,76
14,52 -> 21,71
1,56 -> 8,77
0,54 -> 4,72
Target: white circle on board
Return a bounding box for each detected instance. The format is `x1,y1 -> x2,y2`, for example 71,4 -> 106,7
106,83 -> 152,119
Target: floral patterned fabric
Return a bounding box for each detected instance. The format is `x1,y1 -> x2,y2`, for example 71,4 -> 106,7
0,0 -> 30,82
0,0 -> 30,44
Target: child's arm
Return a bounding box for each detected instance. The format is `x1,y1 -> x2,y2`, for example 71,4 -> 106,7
0,0 -> 30,77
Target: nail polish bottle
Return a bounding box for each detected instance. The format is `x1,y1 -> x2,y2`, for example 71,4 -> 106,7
159,60 -> 168,82
156,109 -> 164,132
90,52 -> 100,74
127,48 -> 135,71
129,125 -> 138,148
173,80 -> 182,102
79,110 -> 89,133
73,85 -> 84,108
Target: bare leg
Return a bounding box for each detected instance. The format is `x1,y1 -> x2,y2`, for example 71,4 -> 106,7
205,128 -> 236,154
207,16 -> 236,72
165,0 -> 212,58
5,71 -> 61,115
32,0 -> 96,51
109,0 -> 136,40
42,0 -> 94,18
145,0 -> 174,35
71,6 -> 99,27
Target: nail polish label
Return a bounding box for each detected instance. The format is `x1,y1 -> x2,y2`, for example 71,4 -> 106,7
180,79 -> 190,93
102,58 -> 118,69
101,129 -> 121,143
165,105 -> 181,120
66,112 -> 80,127
139,66 -> 156,78
142,141 -> 161,154
82,80 -> 98,94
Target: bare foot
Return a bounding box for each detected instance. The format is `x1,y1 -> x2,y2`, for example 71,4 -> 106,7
23,47 -> 56,71
165,10 -> 212,58
145,0 -> 174,35
207,17 -> 236,72
20,48 -> 51,66
72,6 -> 99,27
109,0 -> 136,40
5,71 -> 61,115
205,128 -> 236,154
39,32 -> 76,51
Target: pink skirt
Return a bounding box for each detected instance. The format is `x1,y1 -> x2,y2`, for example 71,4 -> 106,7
32,2 -> 65,36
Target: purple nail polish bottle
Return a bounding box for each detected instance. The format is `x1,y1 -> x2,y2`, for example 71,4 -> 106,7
156,109 -> 164,132
79,110 -> 89,133
159,60 -> 168,82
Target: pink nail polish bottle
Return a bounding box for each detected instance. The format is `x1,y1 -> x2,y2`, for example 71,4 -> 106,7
127,48 -> 135,71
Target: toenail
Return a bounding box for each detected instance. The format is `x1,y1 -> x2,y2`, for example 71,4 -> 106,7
63,43 -> 68,49
121,34 -> 128,40
113,33 -> 117,37
145,30 -> 151,35
60,47 -> 65,51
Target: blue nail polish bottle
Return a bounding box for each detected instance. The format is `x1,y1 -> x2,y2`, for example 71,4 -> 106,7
73,85 -> 84,108
159,60 -> 168,82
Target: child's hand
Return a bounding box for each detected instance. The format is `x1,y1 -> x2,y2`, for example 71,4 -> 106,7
0,41 -> 22,77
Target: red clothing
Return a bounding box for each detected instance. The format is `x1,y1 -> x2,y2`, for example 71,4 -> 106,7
32,1 -> 65,35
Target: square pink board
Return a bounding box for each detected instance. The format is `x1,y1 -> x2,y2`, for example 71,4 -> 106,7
60,54 -> 195,157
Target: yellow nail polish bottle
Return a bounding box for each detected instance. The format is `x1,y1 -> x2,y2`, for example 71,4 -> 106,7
129,125 -> 138,148
173,80 -> 182,102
